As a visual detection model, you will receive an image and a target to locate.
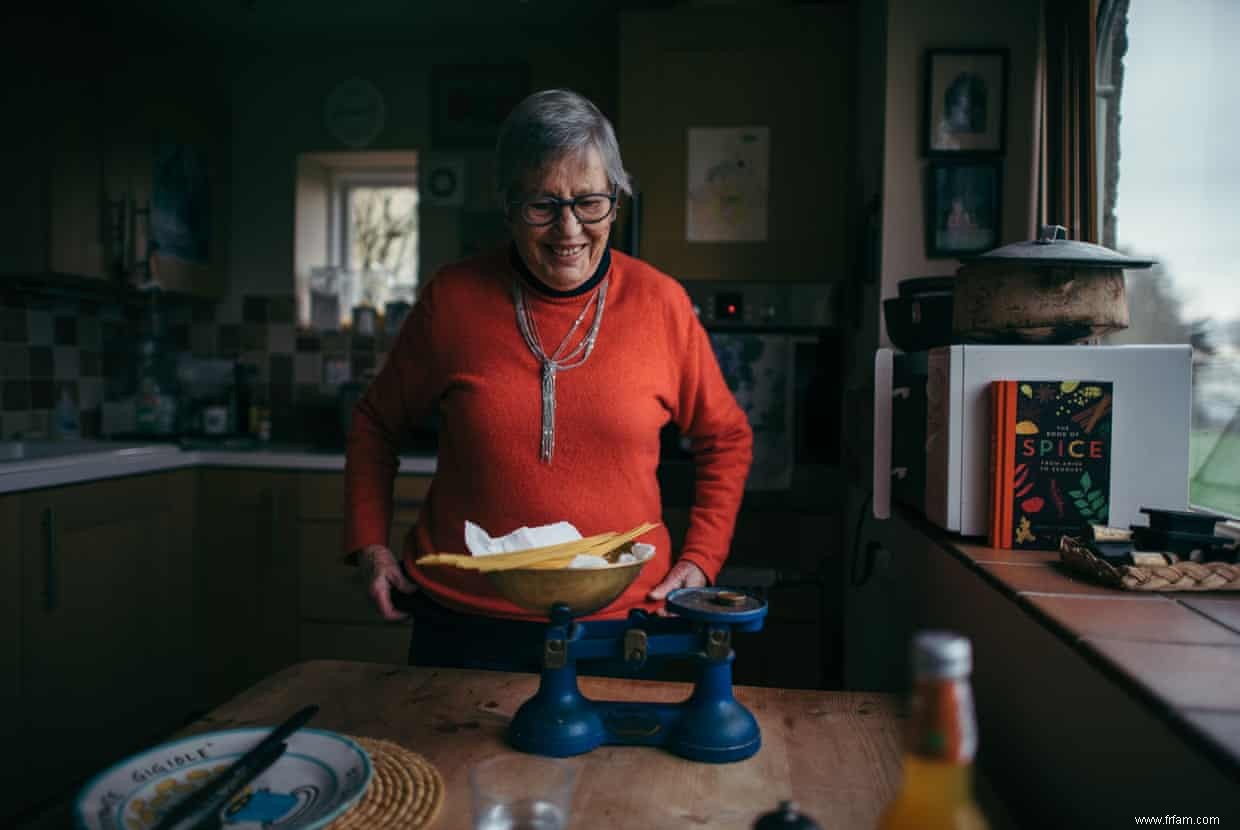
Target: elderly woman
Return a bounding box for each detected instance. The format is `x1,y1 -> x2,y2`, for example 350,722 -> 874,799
344,89 -> 752,670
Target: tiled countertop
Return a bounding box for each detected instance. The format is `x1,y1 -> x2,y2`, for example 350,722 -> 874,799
945,532 -> 1240,777
0,442 -> 437,494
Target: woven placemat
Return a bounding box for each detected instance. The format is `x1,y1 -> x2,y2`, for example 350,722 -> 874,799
1060,536 -> 1240,591
330,736 -> 445,829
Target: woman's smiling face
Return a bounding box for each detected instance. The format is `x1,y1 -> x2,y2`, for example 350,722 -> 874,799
510,147 -> 615,291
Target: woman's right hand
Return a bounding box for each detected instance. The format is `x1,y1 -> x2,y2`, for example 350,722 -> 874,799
358,544 -> 417,621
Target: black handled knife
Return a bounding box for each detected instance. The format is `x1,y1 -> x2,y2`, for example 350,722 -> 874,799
152,705 -> 319,830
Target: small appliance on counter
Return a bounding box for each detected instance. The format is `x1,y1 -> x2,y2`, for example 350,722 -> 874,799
883,276 -> 955,352
874,344 -> 1193,537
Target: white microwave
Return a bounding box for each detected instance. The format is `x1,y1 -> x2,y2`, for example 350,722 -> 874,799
874,344 -> 1193,536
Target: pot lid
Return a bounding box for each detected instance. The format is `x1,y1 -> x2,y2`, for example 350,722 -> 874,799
963,225 -> 1156,269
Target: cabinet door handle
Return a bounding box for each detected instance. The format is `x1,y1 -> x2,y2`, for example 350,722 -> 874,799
42,507 -> 58,612
267,489 -> 279,559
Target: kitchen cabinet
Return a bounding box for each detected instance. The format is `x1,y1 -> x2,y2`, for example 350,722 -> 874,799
297,472 -> 430,665
102,56 -> 231,299
0,64 -> 110,280
843,506 -> 929,691
16,472 -> 196,813
0,494 -> 21,818
194,470 -> 299,707
0,46 -> 229,298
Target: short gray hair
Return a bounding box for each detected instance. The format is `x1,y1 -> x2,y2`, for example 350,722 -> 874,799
495,89 -> 632,206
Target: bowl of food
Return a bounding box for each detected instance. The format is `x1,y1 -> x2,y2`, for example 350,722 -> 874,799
486,556 -> 649,615
419,523 -> 658,616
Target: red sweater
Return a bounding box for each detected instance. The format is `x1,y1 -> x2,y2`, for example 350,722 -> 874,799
344,247 -> 752,620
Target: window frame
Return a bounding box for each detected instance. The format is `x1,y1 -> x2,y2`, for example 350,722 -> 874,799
1096,0 -> 1240,526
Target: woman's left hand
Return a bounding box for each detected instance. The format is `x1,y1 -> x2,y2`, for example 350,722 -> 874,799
647,559 -> 707,614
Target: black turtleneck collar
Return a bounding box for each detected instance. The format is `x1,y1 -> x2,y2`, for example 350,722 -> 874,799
510,243 -> 611,298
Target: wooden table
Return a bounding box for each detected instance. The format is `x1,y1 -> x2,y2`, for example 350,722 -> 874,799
165,660 -> 903,829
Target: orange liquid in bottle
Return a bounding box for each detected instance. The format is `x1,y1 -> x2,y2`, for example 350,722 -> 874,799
878,632 -> 989,830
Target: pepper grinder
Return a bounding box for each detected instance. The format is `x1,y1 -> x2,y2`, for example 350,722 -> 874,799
754,800 -> 822,830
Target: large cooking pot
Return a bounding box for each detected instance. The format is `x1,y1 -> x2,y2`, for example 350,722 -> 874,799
952,225 -> 1155,344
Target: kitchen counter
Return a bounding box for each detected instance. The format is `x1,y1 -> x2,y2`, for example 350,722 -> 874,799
0,440 -> 436,495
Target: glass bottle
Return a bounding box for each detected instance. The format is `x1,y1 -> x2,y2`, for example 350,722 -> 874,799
878,631 -> 989,830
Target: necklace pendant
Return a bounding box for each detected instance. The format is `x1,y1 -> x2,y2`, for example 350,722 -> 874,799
540,362 -> 557,463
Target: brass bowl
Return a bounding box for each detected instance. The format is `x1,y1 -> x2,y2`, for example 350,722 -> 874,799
486,560 -> 647,616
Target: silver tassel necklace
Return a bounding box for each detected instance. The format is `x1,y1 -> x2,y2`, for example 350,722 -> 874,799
512,278 -> 608,463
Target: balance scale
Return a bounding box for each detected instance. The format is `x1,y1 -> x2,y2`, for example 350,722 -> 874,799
509,586 -> 768,763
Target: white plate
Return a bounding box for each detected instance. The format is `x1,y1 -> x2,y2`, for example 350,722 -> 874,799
74,727 -> 372,830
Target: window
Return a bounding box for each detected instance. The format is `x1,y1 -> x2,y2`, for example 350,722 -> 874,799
1097,0 -> 1240,518
295,151 -> 419,329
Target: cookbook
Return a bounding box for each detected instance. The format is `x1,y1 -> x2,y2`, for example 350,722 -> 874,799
988,379 -> 1114,550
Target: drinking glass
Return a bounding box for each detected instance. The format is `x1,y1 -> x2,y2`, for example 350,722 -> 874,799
470,754 -> 577,830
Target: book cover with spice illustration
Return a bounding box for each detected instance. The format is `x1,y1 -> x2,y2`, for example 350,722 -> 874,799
988,379 -> 1114,550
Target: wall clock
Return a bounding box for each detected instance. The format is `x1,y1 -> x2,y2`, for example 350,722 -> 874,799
324,78 -> 386,149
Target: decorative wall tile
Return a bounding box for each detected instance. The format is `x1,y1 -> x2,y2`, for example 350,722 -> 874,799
168,323 -> 190,350
351,352 -> 375,377
243,295 -> 268,323
54,347 -> 80,379
295,333 -> 321,352
79,378 -> 104,410
2,286 -> 410,440
0,309 -> 27,343
30,380 -> 54,409
81,408 -> 101,437
192,302 -> 216,323
190,323 -> 216,357
54,316 -> 78,346
102,320 -> 131,345
270,353 -> 294,384
270,295 -> 296,324
241,323 -> 268,351
295,383 -> 323,404
321,331 -> 349,355
29,347 -> 53,379
322,355 -> 351,386
1,411 -> 31,439
218,324 -> 241,357
80,350 -> 101,377
269,382 -> 293,411
78,316 -> 101,351
1,345 -> 28,378
28,310 -> 53,345
295,353 -> 322,385
3,381 -> 31,411
267,324 -> 295,355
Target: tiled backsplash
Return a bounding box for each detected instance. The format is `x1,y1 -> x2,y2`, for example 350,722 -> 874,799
0,287 -> 392,442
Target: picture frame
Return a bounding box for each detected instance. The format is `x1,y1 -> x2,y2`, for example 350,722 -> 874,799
925,159 -> 1002,257
430,63 -> 530,149
924,48 -> 1008,155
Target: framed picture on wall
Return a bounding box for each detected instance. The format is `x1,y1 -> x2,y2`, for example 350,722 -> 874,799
431,63 -> 530,149
926,159 -> 1002,257
924,48 -> 1008,155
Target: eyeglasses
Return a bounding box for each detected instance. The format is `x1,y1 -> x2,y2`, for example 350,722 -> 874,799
509,190 -> 618,227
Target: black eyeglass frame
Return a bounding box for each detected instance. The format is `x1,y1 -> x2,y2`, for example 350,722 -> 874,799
507,188 -> 619,227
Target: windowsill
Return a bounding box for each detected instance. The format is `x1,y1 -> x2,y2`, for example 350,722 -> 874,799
897,506 -> 1240,781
